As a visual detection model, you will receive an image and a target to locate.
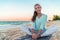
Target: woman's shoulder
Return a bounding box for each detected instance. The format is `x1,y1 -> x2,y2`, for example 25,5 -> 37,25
42,13 -> 47,18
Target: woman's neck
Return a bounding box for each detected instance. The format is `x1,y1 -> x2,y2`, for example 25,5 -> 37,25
37,13 -> 42,18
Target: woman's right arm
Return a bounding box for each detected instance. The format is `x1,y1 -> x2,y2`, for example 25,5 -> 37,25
31,29 -> 34,34
31,29 -> 37,39
30,22 -> 37,38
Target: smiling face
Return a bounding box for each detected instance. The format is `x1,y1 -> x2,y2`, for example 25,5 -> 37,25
34,4 -> 41,14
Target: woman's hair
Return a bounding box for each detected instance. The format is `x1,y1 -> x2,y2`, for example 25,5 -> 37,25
32,11 -> 37,22
32,4 -> 40,22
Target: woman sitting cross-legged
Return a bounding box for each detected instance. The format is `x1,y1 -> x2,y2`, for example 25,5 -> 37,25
19,4 -> 58,40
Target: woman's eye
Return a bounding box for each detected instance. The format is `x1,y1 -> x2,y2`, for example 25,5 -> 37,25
38,7 -> 41,8
38,7 -> 39,8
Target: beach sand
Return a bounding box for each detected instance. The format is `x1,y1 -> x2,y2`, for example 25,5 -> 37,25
0,20 -> 60,40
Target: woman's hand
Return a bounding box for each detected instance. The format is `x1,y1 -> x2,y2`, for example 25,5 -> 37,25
32,33 -> 37,39
36,33 -> 41,38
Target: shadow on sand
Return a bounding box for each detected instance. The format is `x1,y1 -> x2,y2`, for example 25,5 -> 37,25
16,34 -> 52,40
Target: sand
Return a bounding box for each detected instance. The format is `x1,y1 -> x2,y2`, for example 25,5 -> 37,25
0,20 -> 60,40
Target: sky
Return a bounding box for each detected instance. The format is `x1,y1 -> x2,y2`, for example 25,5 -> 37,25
0,0 -> 60,21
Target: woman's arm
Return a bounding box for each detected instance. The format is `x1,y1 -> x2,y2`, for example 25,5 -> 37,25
38,29 -> 42,34
31,29 -> 38,39
37,15 -> 47,37
37,29 -> 42,37
31,29 -> 34,34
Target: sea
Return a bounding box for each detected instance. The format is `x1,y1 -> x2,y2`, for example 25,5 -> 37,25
0,21 -> 30,30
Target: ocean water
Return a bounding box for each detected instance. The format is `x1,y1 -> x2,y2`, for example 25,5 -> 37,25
0,21 -> 30,30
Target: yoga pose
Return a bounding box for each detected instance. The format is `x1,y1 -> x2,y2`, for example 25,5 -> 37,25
19,4 -> 58,40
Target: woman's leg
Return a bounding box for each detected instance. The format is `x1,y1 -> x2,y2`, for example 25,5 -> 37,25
19,25 -> 32,35
41,25 -> 58,37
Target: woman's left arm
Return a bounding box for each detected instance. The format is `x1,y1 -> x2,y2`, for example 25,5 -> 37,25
37,15 -> 47,37
37,29 -> 42,37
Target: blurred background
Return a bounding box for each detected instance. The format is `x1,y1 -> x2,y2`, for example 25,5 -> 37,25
0,0 -> 60,40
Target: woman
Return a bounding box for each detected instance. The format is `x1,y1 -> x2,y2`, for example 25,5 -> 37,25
30,4 -> 47,40
19,4 -> 58,40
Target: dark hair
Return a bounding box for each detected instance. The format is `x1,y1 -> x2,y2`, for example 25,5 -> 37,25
34,4 -> 40,7
32,4 -> 40,22
32,11 -> 37,22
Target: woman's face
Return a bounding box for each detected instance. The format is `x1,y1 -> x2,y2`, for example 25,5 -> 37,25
34,5 -> 41,14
